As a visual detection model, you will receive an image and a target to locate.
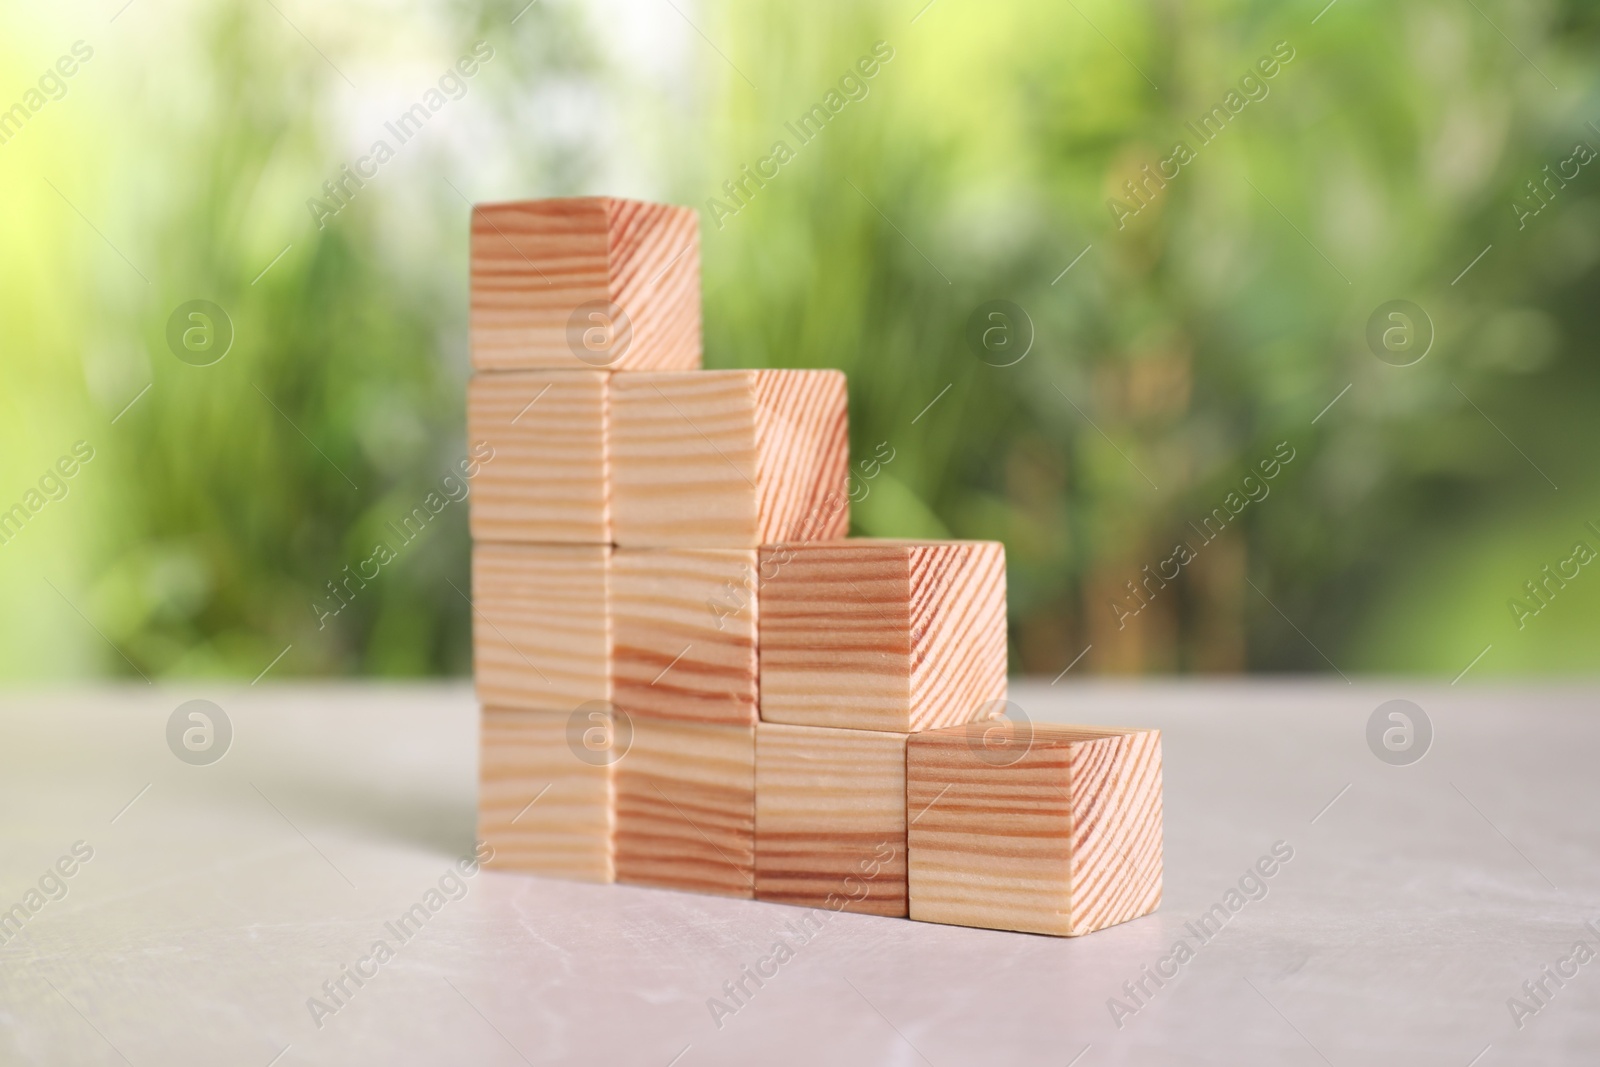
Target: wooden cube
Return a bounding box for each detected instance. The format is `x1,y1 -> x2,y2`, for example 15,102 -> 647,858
615,719 -> 755,897
906,722 -> 1163,937
758,539 -> 1007,732
612,549 -> 758,725
609,370 -> 849,548
755,723 -> 907,916
472,543 -> 610,712
479,706 -> 616,882
471,197 -> 701,372
467,370 -> 609,543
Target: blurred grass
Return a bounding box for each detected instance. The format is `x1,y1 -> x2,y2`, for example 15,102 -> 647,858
0,0 -> 1595,681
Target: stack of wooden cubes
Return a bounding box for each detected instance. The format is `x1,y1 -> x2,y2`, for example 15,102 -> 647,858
468,196 -> 1163,937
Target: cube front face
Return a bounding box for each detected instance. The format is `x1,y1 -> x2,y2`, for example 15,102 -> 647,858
479,707 -> 615,882
609,370 -> 849,548
611,549 -> 758,726
467,370 -> 609,544
906,723 -> 1163,937
615,719 -> 756,897
755,724 -> 907,916
472,543 -> 611,713
757,540 -> 1007,732
470,197 -> 701,372
756,543 -> 913,729
610,371 -> 760,547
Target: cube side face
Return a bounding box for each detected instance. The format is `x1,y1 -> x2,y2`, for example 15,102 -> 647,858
467,371 -> 609,544
472,543 -> 611,712
756,543 -> 915,731
470,199 -> 610,371
615,719 -> 755,897
905,727 -> 1074,935
907,541 -> 1009,731
751,370 -> 850,544
754,724 -> 908,916
479,707 -> 615,882
610,372 -> 761,547
604,199 -> 702,372
1064,728 -> 1163,936
611,549 -> 758,726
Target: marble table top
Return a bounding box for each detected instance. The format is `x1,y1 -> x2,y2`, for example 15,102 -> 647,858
1,679 -> 1595,1066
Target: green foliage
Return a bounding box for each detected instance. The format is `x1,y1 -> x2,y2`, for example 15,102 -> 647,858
0,0 -> 1594,680
700,0 -> 1600,675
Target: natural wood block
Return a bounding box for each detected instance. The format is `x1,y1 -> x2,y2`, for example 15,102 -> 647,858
472,543 -> 610,712
758,539 -> 1007,732
755,723 -> 907,916
612,549 -> 758,726
615,719 -> 755,897
478,706 -> 615,882
471,197 -> 700,372
467,370 -> 609,543
610,370 -> 849,548
906,722 -> 1163,937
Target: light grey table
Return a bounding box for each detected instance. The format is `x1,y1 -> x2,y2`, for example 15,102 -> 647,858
1,680 -> 1595,1066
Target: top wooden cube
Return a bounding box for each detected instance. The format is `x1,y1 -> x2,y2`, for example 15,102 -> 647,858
470,197 -> 701,372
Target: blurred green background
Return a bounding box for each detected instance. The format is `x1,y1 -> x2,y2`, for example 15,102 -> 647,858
0,0 -> 1595,681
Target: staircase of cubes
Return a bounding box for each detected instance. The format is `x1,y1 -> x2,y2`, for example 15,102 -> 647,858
466,196 -> 1163,937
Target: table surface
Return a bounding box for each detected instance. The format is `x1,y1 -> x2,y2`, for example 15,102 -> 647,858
1,680 -> 1597,1066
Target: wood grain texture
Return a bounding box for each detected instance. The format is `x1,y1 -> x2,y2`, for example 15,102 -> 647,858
472,543 -> 610,712
471,197 -> 701,372
615,719 -> 755,897
467,370 -> 609,543
612,549 -> 758,725
757,539 -> 1007,732
610,370 -> 849,548
479,706 -> 615,882
755,723 -> 907,916
906,722 -> 1163,937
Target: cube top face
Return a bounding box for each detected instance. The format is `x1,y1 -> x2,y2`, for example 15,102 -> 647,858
467,370 -> 609,544
479,706 -> 615,883
755,723 -> 908,916
470,197 -> 701,372
472,543 -> 611,713
757,539 -> 1007,732
610,370 -> 849,548
612,549 -> 758,726
906,723 -> 1163,937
